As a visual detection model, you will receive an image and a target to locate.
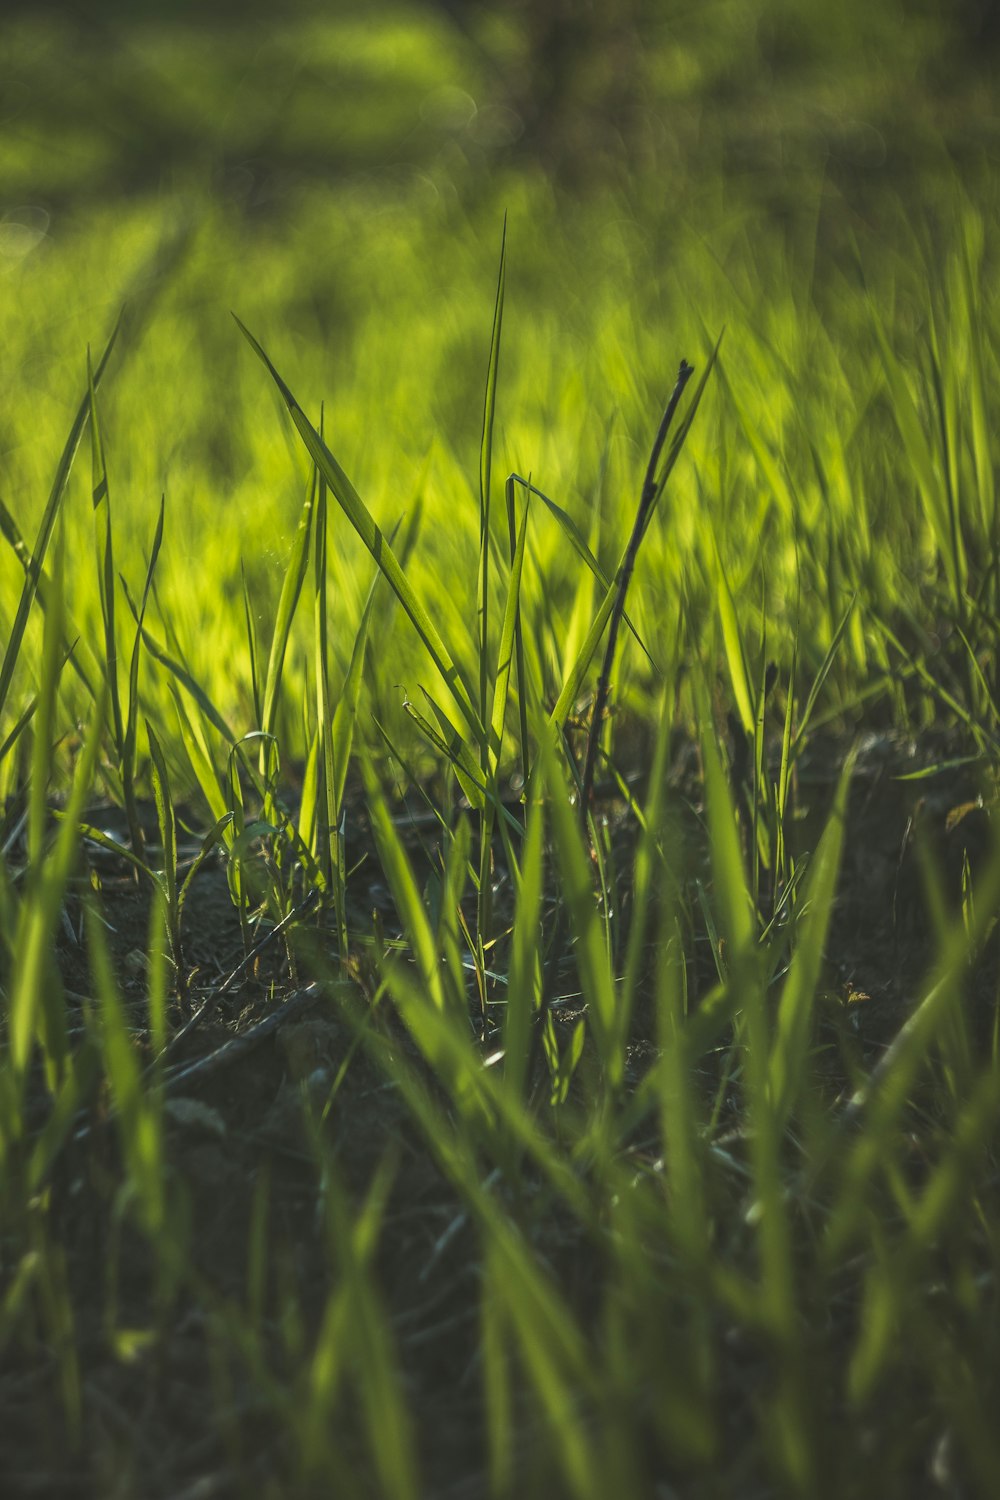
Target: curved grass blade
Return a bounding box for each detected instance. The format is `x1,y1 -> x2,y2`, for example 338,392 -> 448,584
233,315 -> 483,749
170,684 -> 229,824
121,594 -> 235,746
509,471 -> 655,671
75,821 -> 152,881
0,311 -> 122,726
0,497 -> 96,701
550,335 -> 720,737
648,329 -> 724,519
371,715 -> 452,847
0,642 -> 77,766
403,691 -> 485,811
796,592 -> 857,744
579,357 -> 697,820
177,813 -> 235,915
405,689 -> 526,845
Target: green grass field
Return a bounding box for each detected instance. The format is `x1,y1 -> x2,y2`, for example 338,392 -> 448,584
3,3 -> 1000,1496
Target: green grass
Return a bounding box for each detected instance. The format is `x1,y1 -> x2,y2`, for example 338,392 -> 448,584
3,4 -> 1000,1496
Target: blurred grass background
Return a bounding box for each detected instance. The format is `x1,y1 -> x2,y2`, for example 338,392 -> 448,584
4,0 -> 999,205
2,0 -> 1000,781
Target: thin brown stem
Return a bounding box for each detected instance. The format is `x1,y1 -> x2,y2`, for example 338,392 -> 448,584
580,359 -> 694,827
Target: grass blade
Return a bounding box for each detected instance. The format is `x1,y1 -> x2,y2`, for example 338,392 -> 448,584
508,472 -> 654,669
234,316 -> 483,749
479,217 -> 507,751
88,348 -> 124,753
503,793 -> 544,1104
0,311 -> 122,726
262,464 -> 315,746
769,750 -> 853,1128
10,695 -> 107,1090
540,728 -> 620,1091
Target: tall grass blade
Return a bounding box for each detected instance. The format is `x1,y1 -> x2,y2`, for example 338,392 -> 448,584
85,904 -> 164,1240
0,312 -> 121,726
507,472 -> 653,669
241,560 -> 263,727
775,646 -> 797,883
319,1156 -> 419,1500
714,536 -> 755,737
119,495 -> 166,860
262,465 -> 315,746
0,499 -> 96,701
10,689 -> 107,1092
331,564 -> 380,812
551,336 -> 719,740
234,316 -> 483,748
696,679 -> 754,960
540,728 -> 620,1091
479,217 -> 507,751
88,348 -> 124,752
363,754 -> 447,1015
503,791 -> 544,1104
477,489 -> 530,946
769,751 -> 853,1128
580,358 -> 695,820
120,591 -> 235,744
489,493 -> 528,774
796,593 -> 856,743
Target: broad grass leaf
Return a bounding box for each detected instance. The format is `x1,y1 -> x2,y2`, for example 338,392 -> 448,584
713,532 -> 755,736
